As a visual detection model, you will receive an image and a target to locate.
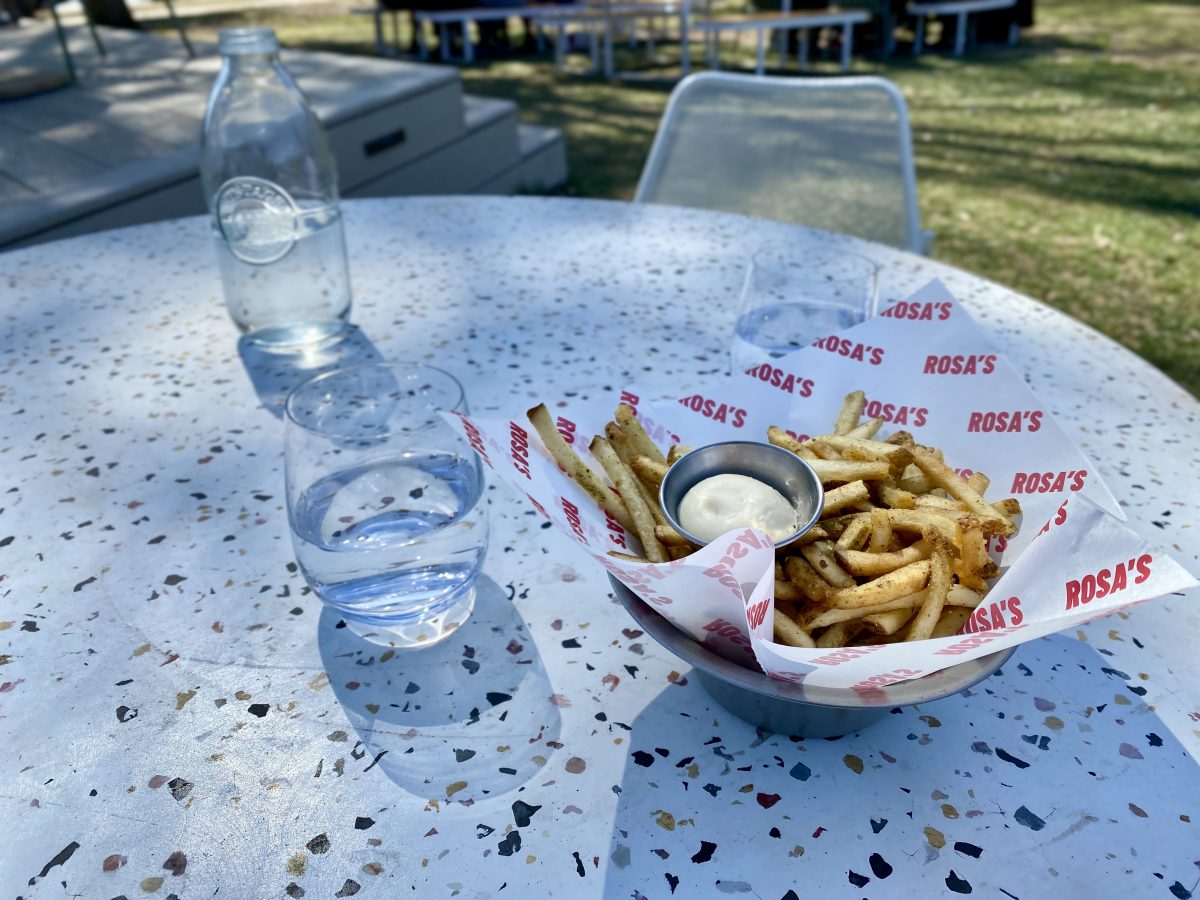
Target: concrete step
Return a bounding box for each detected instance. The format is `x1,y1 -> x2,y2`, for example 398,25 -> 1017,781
476,122 -> 568,195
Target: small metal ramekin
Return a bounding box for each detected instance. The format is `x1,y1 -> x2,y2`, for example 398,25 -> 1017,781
659,441 -> 824,549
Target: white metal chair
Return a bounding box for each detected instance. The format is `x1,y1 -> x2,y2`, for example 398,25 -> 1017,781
635,73 -> 931,255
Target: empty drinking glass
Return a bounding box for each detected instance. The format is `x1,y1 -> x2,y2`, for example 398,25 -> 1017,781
730,248 -> 880,374
285,363 -> 488,648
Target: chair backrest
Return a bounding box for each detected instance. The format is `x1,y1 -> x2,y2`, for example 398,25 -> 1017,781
635,73 -> 924,254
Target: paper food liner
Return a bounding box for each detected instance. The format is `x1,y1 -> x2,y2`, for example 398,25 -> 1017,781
449,280 -> 1197,691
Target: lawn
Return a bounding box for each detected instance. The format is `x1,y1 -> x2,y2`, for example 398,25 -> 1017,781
162,0 -> 1199,394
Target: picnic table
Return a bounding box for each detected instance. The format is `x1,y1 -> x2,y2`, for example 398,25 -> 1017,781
2,196 -> 1198,898
693,7 -> 870,73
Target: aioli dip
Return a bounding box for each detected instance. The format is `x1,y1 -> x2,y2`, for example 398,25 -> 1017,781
677,473 -> 799,543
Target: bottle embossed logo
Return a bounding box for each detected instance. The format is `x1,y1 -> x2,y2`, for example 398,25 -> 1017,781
216,176 -> 299,265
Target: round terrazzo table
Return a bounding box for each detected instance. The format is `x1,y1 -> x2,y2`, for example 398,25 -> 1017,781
1,196 -> 1198,900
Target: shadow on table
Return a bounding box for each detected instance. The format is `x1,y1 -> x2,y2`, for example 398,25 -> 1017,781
316,576 -> 561,803
600,634 -> 1200,897
238,324 -> 385,418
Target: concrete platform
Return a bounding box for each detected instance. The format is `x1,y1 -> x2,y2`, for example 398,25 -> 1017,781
0,24 -> 567,250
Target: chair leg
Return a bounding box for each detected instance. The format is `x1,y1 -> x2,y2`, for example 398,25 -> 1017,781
160,0 -> 196,59
797,27 -> 808,69
913,14 -> 925,55
82,4 -> 107,57
417,19 -> 429,59
679,1 -> 690,75
48,4 -> 76,81
954,11 -> 967,55
604,17 -> 614,78
841,21 -> 853,69
463,18 -> 474,62
555,22 -> 566,70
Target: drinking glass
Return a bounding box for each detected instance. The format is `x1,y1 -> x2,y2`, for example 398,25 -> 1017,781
285,363 -> 488,648
730,248 -> 880,374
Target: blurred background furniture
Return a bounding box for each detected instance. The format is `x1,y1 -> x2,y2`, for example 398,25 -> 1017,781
908,0 -> 1017,55
0,25 -> 566,249
635,73 -> 928,254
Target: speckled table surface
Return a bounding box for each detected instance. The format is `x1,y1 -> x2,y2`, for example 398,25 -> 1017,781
2,196 -> 1198,900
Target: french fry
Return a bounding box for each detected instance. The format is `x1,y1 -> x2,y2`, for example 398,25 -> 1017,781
767,426 -> 819,461
821,480 -> 871,516
897,464 -> 934,494
876,483 -> 917,510
816,622 -> 856,647
606,424 -> 668,528
906,535 -> 952,641
782,555 -> 833,603
800,541 -> 857,589
809,459 -> 892,483
773,610 -> 817,648
967,472 -> 990,495
862,607 -> 916,635
835,515 -> 872,551
837,540 -> 931,577
830,559 -> 931,609
590,436 -> 667,563
992,498 -> 1022,519
607,550 -> 646,563
911,445 -> 1017,536
655,524 -> 692,546
615,404 -> 665,466
957,526 -> 990,592
666,443 -> 693,465
630,455 -> 668,489
805,592 -> 922,629
817,435 -> 912,460
845,417 -> 884,439
868,507 -> 892,553
775,578 -> 806,604
931,606 -> 972,639
834,390 -> 866,435
528,404 -> 633,532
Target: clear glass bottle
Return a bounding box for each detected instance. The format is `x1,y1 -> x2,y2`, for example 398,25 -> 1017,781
201,27 -> 351,348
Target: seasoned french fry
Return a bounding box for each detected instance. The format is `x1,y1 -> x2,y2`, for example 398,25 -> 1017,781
607,550 -> 646,563
837,540 -> 931,577
821,480 -> 871,516
845,417 -> 884,439
809,459 -> 892,483
630,454 -> 668,489
775,578 -> 805,604
967,472 -> 990,495
869,507 -> 892,553
782,555 -> 833,603
897,464 -> 934,494
957,526 -> 989,592
876,483 -> 917,510
834,390 -> 866,435
906,536 -> 952,641
590,437 -> 667,563
931,606 -> 972,639
800,541 -> 857,589
830,559 -> 931,609
816,622 -> 855,647
992,498 -> 1022,519
773,610 -> 817,648
911,445 -> 1016,536
666,443 -> 694,465
795,524 -> 830,546
528,404 -> 633,531
862,607 -> 916,635
835,515 -> 872,551
667,544 -> 692,560
818,435 -> 913,460
607,424 -> 668,528
615,404 -> 666,466
767,426 -> 819,461
807,439 -> 843,460
805,590 -> 924,629
655,524 -> 692,546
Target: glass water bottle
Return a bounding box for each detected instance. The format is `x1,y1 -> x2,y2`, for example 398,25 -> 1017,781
201,27 -> 351,348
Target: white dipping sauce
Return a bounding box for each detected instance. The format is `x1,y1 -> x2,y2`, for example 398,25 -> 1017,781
677,473 -> 799,543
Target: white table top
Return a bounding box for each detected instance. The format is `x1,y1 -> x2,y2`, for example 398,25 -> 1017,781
1,196 -> 1197,899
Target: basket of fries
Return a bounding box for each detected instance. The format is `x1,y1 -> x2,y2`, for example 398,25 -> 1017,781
447,281 -> 1195,735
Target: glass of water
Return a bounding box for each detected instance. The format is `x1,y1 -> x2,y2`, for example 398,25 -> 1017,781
731,249 -> 880,374
285,363 -> 488,648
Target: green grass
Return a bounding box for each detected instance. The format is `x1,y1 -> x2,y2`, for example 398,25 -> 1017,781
162,0 -> 1200,393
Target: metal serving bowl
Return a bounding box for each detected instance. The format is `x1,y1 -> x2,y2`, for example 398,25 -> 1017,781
612,576 -> 1014,738
659,440 -> 824,550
